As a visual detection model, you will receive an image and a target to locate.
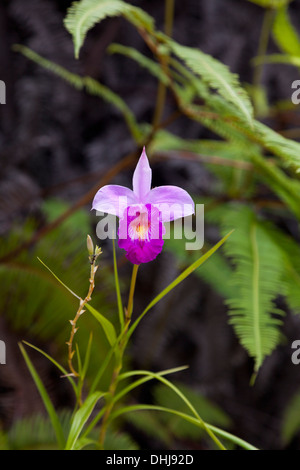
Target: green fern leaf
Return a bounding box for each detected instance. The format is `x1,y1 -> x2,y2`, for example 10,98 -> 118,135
221,206 -> 285,372
0,200 -> 117,383
168,40 -> 254,127
1,412 -> 71,450
264,226 -> 300,314
108,43 -> 170,85
13,45 -> 144,143
64,0 -> 154,58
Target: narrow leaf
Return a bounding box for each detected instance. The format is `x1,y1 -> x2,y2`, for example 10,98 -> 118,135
85,303 -> 117,346
37,257 -> 80,299
22,341 -> 77,394
66,391 -> 104,450
127,231 -> 233,341
19,343 -> 66,449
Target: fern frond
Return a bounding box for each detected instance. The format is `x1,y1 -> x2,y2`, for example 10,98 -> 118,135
64,0 -> 154,58
103,429 -> 139,450
12,45 -> 84,90
221,206 -> 285,372
250,152 -> 300,218
1,412 -> 71,450
0,200 -> 117,381
253,121 -> 300,171
264,226 -> 300,314
13,45 -> 144,143
167,40 -> 254,127
108,43 -> 170,85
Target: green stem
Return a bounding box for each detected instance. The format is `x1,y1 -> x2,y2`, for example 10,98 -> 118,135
126,264 -> 139,322
112,238 -> 124,331
252,8 -> 276,106
98,263 -> 139,448
152,0 -> 175,128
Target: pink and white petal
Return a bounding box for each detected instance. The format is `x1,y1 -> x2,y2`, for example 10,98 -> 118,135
132,147 -> 152,201
92,185 -> 137,217
146,185 -> 195,222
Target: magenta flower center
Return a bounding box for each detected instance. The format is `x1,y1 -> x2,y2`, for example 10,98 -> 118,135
128,211 -> 151,241
118,204 -> 165,265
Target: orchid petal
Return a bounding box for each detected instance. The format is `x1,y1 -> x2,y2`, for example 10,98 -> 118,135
146,185 -> 195,222
132,147 -> 152,201
92,185 -> 137,217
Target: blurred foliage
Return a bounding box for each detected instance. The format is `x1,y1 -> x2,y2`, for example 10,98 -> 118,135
0,199 -> 119,385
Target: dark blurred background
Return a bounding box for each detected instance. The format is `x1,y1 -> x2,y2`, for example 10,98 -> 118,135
1,0 -> 300,450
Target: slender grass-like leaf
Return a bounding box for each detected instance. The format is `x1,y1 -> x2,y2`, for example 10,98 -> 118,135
84,367 -> 189,442
114,366 -> 189,403
37,257 -> 80,300
19,343 -> 66,450
110,405 -> 258,450
22,341 -> 77,394
85,303 -> 116,347
110,370 -> 225,450
127,231 -> 233,341
65,391 -> 105,450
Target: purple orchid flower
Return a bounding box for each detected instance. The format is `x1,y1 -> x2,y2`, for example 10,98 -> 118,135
92,148 -> 194,265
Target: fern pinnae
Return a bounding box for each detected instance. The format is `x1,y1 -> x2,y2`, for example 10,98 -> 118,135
167,40 -> 254,128
64,0 -> 154,58
250,222 -> 263,371
108,43 -> 170,86
221,207 -> 285,373
14,45 -> 143,143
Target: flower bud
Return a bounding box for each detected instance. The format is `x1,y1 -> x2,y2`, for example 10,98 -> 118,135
87,235 -> 94,256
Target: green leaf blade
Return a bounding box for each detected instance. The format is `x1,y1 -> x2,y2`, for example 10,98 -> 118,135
66,391 -> 105,450
19,343 -> 66,450
85,303 -> 117,347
